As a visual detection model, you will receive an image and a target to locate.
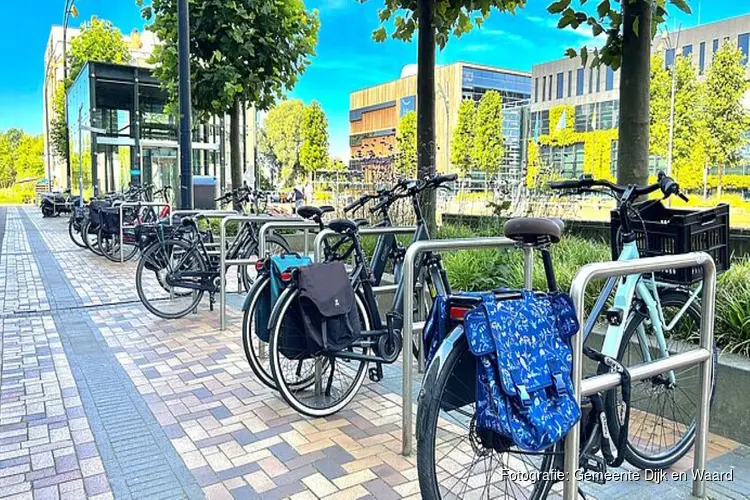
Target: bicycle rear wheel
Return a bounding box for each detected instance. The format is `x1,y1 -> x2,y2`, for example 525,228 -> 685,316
269,288 -> 371,417
417,333 -> 553,500
242,276 -> 276,389
136,239 -> 206,319
238,234 -> 291,291
83,221 -> 104,256
605,290 -> 715,470
68,217 -> 86,248
98,228 -> 138,262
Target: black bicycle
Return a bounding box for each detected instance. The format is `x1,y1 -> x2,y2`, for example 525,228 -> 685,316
266,174 -> 456,417
135,187 -> 290,319
241,182 -> 416,390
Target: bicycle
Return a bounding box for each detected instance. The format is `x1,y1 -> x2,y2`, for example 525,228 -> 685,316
135,187 -> 291,319
416,172 -> 722,499
241,184 -> 411,390
266,174 -> 456,417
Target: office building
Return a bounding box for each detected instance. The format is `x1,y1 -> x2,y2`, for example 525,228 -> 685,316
349,62 -> 532,183
529,14 -> 750,188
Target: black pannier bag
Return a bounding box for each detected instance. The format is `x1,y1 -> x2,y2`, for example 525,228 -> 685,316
297,261 -> 361,354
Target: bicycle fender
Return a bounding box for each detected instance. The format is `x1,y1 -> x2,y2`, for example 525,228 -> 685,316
241,274 -> 269,312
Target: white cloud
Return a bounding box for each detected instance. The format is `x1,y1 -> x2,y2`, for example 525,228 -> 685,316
477,28 -> 534,48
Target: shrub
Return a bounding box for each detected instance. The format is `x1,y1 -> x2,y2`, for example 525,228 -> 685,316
715,260 -> 750,356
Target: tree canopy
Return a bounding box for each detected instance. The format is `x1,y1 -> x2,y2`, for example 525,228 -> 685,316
300,101 -> 330,175
395,111 -> 418,179
451,98 -> 476,174
0,130 -> 45,189
473,91 -> 505,177
361,0 -> 527,48
260,100 -> 307,186
68,17 -> 130,85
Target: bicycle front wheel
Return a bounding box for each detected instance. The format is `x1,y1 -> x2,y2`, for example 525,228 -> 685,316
417,333 -> 553,500
69,217 -> 86,248
605,290 -> 716,470
136,239 -> 206,319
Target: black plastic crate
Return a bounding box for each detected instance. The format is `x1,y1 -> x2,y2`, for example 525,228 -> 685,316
610,202 -> 730,285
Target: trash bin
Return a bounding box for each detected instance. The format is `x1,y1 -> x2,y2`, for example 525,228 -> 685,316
193,176 -> 217,210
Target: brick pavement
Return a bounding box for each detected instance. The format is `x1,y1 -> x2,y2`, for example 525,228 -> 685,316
0,206 -> 747,499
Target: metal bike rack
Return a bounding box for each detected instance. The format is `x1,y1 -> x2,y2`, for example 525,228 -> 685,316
313,226 -> 418,296
400,237 -> 531,455
564,252 -> 716,499
118,201 -> 172,262
218,215 -> 310,330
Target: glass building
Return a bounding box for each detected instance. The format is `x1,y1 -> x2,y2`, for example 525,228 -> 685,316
67,62 -> 253,199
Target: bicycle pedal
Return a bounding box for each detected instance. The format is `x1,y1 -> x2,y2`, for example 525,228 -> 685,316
368,366 -> 383,383
580,453 -> 607,484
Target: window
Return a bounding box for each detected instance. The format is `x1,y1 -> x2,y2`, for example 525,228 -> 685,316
576,68 -> 584,96
665,48 -> 675,69
588,67 -> 594,94
611,141 -> 619,177
548,74 -> 553,100
598,101 -> 615,130
739,33 -> 750,65
568,70 -> 573,97
541,110 -> 550,136
556,72 -> 564,99
596,66 -> 601,92
713,38 -> 719,55
682,44 -> 693,58
534,78 -> 539,103
542,76 -> 546,102
605,67 -> 614,91
699,42 -> 706,74
574,104 -> 596,132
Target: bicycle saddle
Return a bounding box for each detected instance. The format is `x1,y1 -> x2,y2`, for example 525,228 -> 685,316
328,218 -> 367,234
297,205 -> 334,220
504,217 -> 564,244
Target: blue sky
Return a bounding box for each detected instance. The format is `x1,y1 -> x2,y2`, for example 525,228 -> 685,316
2,1 -> 749,159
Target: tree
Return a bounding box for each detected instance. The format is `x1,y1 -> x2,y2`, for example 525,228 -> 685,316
451,99 -> 476,174
260,100 -> 307,186
300,101 -> 330,177
649,52 -> 702,187
50,18 -> 130,166
704,42 -> 750,197
141,0 -> 319,192
68,17 -> 130,85
548,0 -> 694,186
395,111 -> 418,179
361,0 -> 527,232
331,158 -> 348,172
472,91 -> 504,186
0,130 -> 45,189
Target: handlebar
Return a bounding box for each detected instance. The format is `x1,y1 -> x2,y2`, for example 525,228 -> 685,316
549,171 -> 688,202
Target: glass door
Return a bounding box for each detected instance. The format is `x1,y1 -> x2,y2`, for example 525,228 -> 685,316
142,147 -> 178,194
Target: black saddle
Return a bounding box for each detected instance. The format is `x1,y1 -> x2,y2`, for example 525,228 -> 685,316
297,205 -> 334,220
329,218 -> 368,234
504,218 -> 564,244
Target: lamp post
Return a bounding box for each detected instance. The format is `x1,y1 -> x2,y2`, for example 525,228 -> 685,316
436,83 -> 450,173
661,24 -> 682,179
43,46 -> 58,193
62,0 -> 78,190
177,0 -> 193,209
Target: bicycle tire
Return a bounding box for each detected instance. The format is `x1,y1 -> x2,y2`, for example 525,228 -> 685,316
604,290 -> 716,470
82,220 -> 104,256
136,239 -> 206,319
416,333 -> 552,499
98,228 -> 138,263
242,276 -> 277,389
269,288 -> 371,417
68,217 -> 86,248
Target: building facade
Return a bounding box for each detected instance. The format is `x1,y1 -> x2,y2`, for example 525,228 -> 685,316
349,62 -> 531,184
66,62 -> 256,199
529,14 -> 750,187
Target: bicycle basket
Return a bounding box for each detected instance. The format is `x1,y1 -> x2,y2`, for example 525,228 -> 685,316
610,201 -> 730,284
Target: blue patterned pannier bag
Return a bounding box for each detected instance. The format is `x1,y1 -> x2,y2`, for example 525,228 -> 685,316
255,254 -> 312,343
464,290 -> 581,453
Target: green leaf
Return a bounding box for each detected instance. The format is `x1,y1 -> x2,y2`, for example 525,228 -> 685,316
565,48 -> 578,58
597,0 -> 611,19
581,46 -> 589,67
669,0 -> 692,15
548,0 -> 573,14
633,15 -> 640,37
373,26 -> 387,42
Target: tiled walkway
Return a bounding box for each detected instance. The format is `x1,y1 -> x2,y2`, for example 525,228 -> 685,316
0,206 -> 747,499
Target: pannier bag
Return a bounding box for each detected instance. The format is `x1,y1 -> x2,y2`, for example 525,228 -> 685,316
255,254 -> 312,349
464,290 -> 580,452
297,261 -> 361,354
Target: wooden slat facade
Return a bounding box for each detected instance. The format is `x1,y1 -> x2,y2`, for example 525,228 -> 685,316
349,62 -> 464,174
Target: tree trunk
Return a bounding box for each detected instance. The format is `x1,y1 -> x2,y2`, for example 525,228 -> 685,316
417,0 -> 437,234
616,0 -> 651,187
230,97 -> 243,191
